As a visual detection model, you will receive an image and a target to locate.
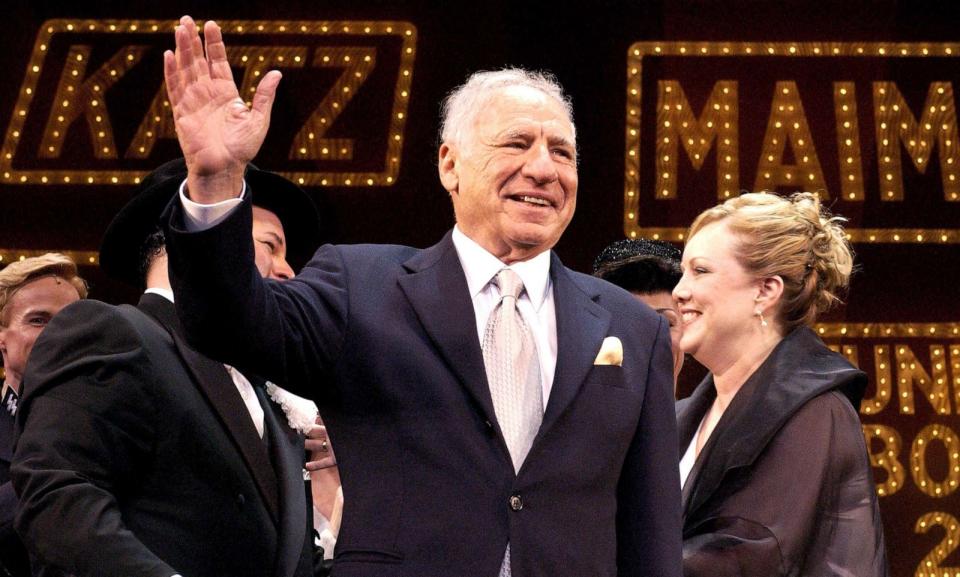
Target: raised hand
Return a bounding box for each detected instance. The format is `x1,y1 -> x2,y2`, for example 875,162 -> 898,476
163,16 -> 282,202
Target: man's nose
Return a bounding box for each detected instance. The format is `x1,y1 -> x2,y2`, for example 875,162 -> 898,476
271,257 -> 295,281
521,144 -> 559,184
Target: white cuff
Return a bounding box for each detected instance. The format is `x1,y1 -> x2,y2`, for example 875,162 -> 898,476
317,528 -> 337,560
179,179 -> 246,232
313,506 -> 338,560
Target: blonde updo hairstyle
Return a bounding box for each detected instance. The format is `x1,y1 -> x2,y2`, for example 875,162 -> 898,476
686,192 -> 853,332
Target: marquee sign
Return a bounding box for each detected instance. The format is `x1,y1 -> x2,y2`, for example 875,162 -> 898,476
626,42 -> 960,577
0,19 -> 417,188
624,41 -> 960,244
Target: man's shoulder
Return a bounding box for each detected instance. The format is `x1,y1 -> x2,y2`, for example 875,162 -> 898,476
21,300 -> 170,404
53,299 -> 162,336
42,299 -> 130,334
30,299 -> 169,365
333,242 -> 420,262
314,241 -> 436,277
560,265 -> 662,322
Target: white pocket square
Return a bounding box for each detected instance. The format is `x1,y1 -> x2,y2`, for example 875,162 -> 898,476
593,336 -> 623,367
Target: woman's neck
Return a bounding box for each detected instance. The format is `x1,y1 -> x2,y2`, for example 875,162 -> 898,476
710,329 -> 783,410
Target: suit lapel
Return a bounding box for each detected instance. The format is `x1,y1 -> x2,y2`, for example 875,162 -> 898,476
398,241 -> 613,467
137,294 -> 281,523
397,233 -> 501,438
537,256 -> 610,439
257,385 -> 307,577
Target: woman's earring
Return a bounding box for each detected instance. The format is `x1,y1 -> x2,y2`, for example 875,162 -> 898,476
754,308 -> 768,328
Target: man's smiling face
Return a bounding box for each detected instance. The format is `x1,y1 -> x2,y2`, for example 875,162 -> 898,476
440,85 -> 578,263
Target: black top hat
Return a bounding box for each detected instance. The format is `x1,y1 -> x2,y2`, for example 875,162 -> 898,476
100,158 -> 324,287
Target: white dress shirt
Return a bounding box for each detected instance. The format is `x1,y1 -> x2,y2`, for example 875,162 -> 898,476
178,180 -> 246,231
451,226 -> 557,409
678,414 -> 706,489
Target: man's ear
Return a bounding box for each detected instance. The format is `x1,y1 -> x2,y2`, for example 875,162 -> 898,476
755,275 -> 784,313
438,143 -> 459,195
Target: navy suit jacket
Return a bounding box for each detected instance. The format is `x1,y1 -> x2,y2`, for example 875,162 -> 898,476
165,194 -> 682,577
12,295 -> 313,577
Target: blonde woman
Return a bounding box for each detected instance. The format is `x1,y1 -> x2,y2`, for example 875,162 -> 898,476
674,192 -> 888,576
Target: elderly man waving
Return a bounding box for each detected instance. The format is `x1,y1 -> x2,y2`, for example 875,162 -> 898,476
160,16 -> 681,577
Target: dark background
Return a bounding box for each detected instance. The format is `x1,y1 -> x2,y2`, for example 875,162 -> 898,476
2,2 -> 959,575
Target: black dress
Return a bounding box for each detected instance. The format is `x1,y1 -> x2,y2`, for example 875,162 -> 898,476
676,326 -> 889,577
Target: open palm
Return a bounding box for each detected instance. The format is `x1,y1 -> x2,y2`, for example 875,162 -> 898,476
164,16 -> 280,200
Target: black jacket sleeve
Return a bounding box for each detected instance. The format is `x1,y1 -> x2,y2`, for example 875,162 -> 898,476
11,301 -> 175,577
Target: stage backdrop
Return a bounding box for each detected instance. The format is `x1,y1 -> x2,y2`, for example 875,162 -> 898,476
1,2 -> 958,575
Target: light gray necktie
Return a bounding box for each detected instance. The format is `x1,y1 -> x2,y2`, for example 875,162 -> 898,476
482,268 -> 543,577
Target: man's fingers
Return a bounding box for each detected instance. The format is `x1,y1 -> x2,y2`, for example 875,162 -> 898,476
305,439 -> 327,452
305,456 -> 337,471
178,16 -> 207,83
175,24 -> 197,86
250,70 -> 282,120
203,21 -> 233,82
163,50 -> 183,108
305,423 -> 336,469
180,14 -> 196,33
191,20 -> 209,82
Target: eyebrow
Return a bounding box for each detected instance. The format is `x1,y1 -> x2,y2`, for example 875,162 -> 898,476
500,128 -> 575,148
682,255 -> 710,265
17,307 -> 55,320
260,231 -> 285,247
546,134 -> 576,149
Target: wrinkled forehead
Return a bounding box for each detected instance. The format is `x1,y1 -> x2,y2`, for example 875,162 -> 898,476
473,85 -> 575,140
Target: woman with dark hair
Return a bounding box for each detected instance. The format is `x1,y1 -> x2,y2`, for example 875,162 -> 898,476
593,238 -> 684,384
674,192 -> 887,576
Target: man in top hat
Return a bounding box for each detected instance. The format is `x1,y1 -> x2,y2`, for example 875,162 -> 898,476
11,158 -> 326,577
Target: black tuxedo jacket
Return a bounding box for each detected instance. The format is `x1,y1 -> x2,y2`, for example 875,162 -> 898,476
12,294 -> 313,577
165,195 -> 683,577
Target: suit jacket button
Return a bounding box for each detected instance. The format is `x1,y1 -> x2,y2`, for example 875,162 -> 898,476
237,493 -> 246,507
484,420 -> 495,436
509,494 -> 523,511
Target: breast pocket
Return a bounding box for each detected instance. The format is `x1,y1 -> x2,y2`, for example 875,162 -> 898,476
584,364 -> 628,389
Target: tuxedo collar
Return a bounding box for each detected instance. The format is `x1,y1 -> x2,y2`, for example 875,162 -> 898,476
144,286 -> 175,302
136,293 -> 282,523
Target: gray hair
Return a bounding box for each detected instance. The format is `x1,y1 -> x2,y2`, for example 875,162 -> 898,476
439,68 -> 576,148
